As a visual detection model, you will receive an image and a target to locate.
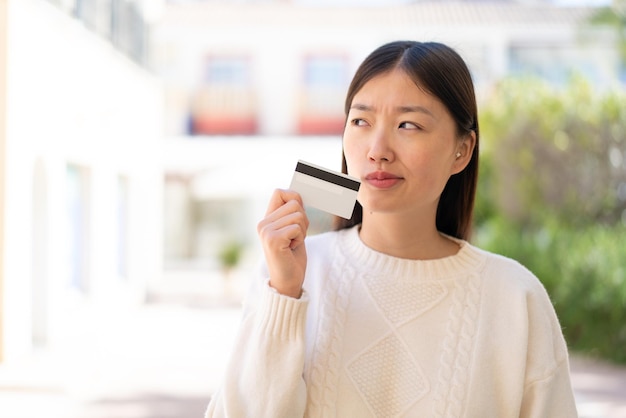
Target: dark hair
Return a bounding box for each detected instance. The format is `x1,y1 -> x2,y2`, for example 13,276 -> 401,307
334,41 -> 479,240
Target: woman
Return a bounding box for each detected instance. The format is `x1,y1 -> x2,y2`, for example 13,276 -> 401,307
205,41 -> 578,417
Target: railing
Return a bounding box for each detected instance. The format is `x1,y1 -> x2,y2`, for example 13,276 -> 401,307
45,0 -> 148,66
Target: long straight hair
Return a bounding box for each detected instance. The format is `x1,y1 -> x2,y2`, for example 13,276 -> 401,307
334,41 -> 479,240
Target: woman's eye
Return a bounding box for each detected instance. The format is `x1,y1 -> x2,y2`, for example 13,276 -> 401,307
399,121 -> 420,130
351,118 -> 368,127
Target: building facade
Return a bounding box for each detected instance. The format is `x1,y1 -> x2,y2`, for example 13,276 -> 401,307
152,0 -> 621,137
0,0 -> 163,363
153,0 -> 622,266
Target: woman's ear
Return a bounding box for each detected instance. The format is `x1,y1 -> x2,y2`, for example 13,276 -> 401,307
451,130 -> 476,175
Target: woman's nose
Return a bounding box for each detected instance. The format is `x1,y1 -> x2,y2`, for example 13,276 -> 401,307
367,132 -> 394,163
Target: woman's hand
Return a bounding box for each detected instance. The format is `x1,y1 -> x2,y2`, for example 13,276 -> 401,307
257,189 -> 309,298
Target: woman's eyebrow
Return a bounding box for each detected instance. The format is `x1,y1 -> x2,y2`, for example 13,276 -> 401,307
396,105 -> 435,118
350,103 -> 373,112
350,103 -> 435,118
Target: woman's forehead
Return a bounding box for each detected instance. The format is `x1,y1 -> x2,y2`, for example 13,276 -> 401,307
351,70 -> 443,113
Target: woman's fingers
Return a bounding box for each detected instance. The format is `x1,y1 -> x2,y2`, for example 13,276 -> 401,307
264,189 -> 304,216
259,190 -> 309,246
257,189 -> 309,298
260,200 -> 308,239
259,211 -> 307,250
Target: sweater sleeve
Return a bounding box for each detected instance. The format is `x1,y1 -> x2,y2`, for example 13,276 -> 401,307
205,280 -> 309,418
520,359 -> 578,418
519,278 -> 578,418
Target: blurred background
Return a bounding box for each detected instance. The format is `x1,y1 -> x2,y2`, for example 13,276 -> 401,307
0,0 -> 625,417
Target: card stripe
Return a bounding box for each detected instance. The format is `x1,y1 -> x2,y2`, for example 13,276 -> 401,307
295,161 -> 360,192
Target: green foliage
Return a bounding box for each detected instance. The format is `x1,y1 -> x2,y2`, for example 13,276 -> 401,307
476,76 -> 626,363
479,76 -> 626,228
219,241 -> 244,270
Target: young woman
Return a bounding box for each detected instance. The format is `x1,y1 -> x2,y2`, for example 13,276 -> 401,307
205,41 -> 578,418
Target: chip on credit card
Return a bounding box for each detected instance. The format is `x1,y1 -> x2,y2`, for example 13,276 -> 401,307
289,160 -> 361,219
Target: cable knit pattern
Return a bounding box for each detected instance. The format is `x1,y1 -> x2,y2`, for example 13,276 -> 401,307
205,225 -> 578,418
305,238 -> 356,418
432,272 -> 482,417
339,227 -> 486,416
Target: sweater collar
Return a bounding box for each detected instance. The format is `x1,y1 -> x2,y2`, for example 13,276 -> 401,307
338,225 -> 486,280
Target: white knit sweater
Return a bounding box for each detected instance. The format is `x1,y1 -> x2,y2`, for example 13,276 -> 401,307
205,226 -> 578,418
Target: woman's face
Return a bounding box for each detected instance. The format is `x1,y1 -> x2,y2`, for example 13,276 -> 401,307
343,69 -> 469,218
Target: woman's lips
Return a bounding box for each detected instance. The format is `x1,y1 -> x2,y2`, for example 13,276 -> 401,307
364,171 -> 403,189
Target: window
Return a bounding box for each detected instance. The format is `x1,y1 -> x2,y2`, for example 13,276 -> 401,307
298,54 -> 348,135
65,164 -> 91,292
190,56 -> 257,135
509,45 -> 603,85
116,175 -> 129,280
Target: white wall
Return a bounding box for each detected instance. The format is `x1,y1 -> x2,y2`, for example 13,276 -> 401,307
2,0 -> 163,362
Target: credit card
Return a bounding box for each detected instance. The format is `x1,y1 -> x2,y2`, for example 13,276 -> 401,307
289,160 -> 361,219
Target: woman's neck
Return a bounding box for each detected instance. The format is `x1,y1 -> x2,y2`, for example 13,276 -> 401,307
359,211 -> 460,260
